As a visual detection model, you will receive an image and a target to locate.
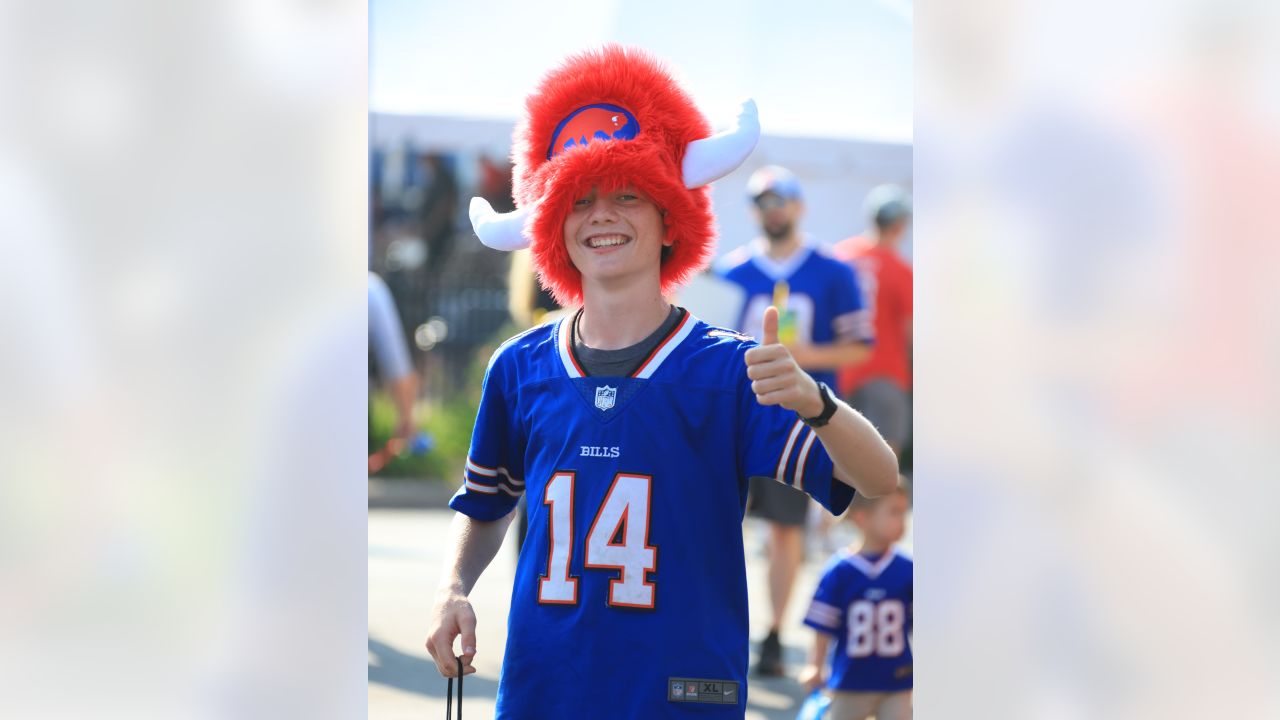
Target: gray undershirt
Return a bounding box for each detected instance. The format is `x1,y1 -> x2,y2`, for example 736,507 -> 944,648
572,306 -> 684,377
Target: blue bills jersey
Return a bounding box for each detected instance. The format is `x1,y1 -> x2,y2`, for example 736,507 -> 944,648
804,548 -> 913,692
450,311 -> 856,719
714,241 -> 873,389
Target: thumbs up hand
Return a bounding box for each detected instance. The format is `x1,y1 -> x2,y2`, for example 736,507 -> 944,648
744,306 -> 824,418
760,304 -> 780,346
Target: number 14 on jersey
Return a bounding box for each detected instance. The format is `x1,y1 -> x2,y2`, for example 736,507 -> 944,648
538,471 -> 658,609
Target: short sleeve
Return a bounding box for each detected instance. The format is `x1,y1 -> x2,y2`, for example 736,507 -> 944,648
830,263 -> 874,346
712,245 -> 749,280
368,273 -> 413,382
448,348 -> 526,520
711,255 -> 731,280
737,347 -> 855,516
897,263 -> 913,322
803,561 -> 848,636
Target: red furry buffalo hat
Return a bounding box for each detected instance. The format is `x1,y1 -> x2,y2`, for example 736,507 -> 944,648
469,45 -> 759,306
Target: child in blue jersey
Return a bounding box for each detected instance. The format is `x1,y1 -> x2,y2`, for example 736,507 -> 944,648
423,46 -> 899,719
799,483 -> 913,720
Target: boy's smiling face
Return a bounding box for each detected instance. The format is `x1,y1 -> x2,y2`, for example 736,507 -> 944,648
563,186 -> 670,288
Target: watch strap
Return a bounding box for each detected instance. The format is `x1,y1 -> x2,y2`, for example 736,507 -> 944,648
799,382 -> 837,428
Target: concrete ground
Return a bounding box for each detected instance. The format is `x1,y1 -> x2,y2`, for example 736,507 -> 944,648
369,505 -> 911,719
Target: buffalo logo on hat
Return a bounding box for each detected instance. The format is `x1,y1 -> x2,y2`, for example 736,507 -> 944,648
548,104 -> 640,160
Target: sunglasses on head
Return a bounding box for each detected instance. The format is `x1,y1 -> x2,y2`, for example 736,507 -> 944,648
753,194 -> 788,211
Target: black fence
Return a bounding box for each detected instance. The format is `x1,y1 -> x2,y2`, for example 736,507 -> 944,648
377,234 -> 512,401
371,146 -> 517,401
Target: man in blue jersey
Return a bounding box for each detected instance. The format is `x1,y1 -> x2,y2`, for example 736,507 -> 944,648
424,46 -> 898,719
715,166 -> 875,676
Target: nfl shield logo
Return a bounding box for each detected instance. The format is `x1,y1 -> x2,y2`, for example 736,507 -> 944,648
594,385 -> 617,411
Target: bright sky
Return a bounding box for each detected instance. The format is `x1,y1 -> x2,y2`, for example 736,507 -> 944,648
370,0 -> 912,143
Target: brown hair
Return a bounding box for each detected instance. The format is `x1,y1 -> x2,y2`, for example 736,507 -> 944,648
848,476 -> 910,513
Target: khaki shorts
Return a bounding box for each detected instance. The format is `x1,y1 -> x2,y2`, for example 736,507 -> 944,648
827,689 -> 912,720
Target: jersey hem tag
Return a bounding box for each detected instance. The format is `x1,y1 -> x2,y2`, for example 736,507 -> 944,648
668,678 -> 739,704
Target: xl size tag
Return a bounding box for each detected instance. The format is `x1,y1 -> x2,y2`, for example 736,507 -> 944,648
668,678 -> 740,705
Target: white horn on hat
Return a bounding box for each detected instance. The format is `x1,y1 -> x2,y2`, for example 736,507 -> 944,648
681,99 -> 761,189
469,197 -> 531,251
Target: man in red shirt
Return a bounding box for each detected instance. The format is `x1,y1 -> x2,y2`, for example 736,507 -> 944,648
833,186 -> 913,456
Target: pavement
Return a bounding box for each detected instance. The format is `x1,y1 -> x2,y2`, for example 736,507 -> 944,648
369,503 -> 911,719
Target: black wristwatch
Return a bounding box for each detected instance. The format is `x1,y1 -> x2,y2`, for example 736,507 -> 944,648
798,382 -> 838,428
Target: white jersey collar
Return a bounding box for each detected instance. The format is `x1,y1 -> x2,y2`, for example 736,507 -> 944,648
748,236 -> 814,281
844,546 -> 903,579
556,309 -> 699,380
